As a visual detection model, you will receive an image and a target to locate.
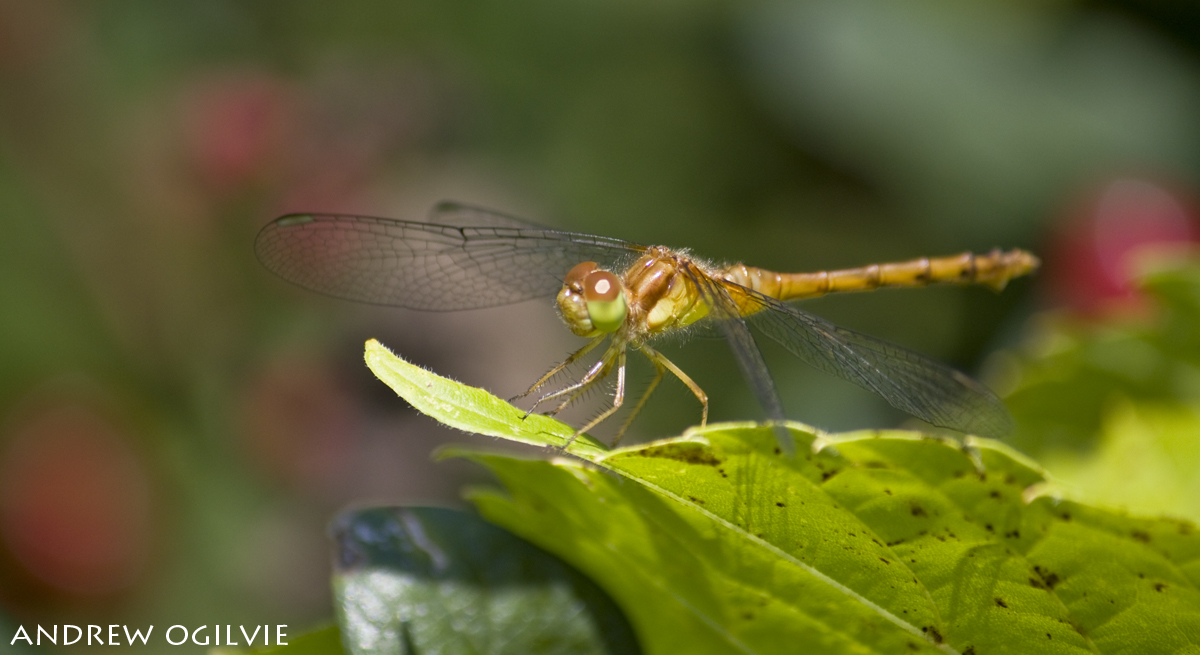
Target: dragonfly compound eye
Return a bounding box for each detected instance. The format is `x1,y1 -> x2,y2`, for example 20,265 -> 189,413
564,261 -> 599,291
583,270 -> 627,332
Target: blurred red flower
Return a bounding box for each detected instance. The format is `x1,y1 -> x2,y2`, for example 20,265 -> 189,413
1044,178 -> 1200,315
0,401 -> 153,598
181,72 -> 298,194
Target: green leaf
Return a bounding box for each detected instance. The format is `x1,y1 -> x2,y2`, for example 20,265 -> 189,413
364,339 -> 609,458
1039,399 -> 1200,524
464,428 -> 1200,655
365,340 -> 1200,654
1001,257 -> 1200,456
330,506 -> 640,655
997,257 -> 1200,523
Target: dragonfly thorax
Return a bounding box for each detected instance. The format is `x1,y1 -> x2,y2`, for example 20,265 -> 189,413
557,261 -> 629,337
625,249 -> 712,337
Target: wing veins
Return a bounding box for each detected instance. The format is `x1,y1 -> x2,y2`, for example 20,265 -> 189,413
729,285 -> 1012,437
254,212 -> 643,311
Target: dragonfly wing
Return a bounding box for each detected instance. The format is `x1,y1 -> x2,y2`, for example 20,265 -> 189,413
426,201 -> 555,229
732,284 -> 1014,438
686,266 -> 795,455
255,212 -> 641,311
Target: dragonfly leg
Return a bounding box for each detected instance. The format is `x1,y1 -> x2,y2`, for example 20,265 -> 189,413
544,361 -> 609,416
548,371 -> 605,416
511,335 -> 607,403
527,343 -> 617,416
548,343 -> 626,416
610,346 -> 667,447
564,348 -> 627,451
641,344 -> 708,427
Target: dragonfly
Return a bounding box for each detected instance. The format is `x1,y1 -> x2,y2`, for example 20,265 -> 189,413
255,202 -> 1039,453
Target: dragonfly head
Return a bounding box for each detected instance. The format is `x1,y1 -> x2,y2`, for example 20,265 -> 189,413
557,261 -> 628,336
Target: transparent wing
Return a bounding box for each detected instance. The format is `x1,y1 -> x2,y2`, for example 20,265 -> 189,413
727,282 -> 1013,438
425,201 -> 555,229
254,206 -> 643,311
684,264 -> 795,454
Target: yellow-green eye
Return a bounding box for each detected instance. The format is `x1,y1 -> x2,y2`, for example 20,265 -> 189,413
584,270 -> 626,332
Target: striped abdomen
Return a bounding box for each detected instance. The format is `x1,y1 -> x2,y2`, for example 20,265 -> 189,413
720,249 -> 1040,305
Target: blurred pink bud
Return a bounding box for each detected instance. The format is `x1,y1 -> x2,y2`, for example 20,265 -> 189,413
182,72 -> 296,193
1044,178 -> 1199,315
0,402 -> 153,597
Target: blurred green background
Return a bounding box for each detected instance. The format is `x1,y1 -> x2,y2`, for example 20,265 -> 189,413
3,0 -> 1200,650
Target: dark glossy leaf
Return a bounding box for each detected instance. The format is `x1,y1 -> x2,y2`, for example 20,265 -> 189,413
331,506 -> 640,655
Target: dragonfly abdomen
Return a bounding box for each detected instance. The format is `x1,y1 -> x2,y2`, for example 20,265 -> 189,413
722,248 -> 1040,305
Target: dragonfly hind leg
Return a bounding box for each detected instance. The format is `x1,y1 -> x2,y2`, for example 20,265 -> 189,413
610,349 -> 666,447
639,344 -> 708,428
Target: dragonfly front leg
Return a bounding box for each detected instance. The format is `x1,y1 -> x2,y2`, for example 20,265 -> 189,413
610,347 -> 666,447
527,344 -> 618,416
641,344 -> 708,427
565,348 -> 627,451
511,335 -> 607,403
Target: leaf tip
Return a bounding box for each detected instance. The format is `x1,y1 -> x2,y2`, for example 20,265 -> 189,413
364,337 -> 389,358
